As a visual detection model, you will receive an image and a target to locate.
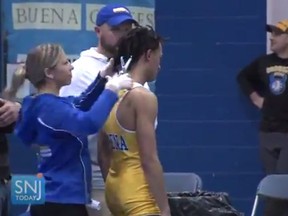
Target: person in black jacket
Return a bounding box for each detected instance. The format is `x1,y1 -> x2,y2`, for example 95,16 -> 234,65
0,65 -> 24,216
0,123 -> 14,216
237,19 -> 288,216
0,99 -> 20,216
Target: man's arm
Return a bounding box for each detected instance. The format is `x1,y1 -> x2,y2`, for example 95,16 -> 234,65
97,129 -> 112,181
236,57 -> 264,109
134,89 -> 170,215
0,99 -> 21,127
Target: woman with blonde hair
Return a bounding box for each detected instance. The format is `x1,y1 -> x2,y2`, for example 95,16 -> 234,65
1,63 -> 26,100
13,43 -> 132,216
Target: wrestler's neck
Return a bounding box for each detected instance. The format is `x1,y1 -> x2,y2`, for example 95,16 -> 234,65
129,65 -> 149,85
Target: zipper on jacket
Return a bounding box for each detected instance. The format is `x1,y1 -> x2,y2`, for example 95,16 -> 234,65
76,137 -> 89,202
37,117 -> 89,202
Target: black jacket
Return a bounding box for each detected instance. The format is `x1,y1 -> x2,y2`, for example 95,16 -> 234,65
237,53 -> 288,132
0,123 -> 14,179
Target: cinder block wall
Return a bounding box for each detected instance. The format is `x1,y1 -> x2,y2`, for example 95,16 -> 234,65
155,1 -> 266,214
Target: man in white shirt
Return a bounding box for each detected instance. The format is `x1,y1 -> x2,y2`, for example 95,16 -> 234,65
60,4 -> 151,216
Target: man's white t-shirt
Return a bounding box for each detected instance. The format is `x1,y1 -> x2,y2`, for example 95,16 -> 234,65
59,47 -> 151,189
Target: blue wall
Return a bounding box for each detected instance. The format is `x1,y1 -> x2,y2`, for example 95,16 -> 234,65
155,0 -> 266,215
0,1 -> 4,89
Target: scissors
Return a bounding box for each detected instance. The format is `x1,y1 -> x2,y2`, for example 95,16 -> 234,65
119,56 -> 132,75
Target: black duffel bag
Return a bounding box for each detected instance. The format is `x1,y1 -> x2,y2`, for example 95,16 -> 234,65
168,191 -> 243,216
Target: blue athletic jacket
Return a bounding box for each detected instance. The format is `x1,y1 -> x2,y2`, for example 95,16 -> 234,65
14,74 -> 118,204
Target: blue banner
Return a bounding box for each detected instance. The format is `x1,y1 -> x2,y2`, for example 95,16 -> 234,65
3,0 -> 155,63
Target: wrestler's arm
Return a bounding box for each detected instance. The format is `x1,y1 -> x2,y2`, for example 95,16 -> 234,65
134,89 -> 170,215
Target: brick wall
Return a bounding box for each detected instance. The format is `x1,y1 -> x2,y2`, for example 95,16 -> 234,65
155,0 -> 266,214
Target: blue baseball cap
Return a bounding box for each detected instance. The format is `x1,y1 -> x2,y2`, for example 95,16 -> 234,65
96,4 -> 137,27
